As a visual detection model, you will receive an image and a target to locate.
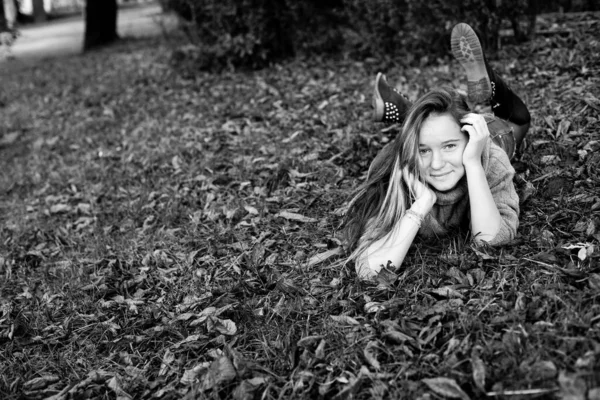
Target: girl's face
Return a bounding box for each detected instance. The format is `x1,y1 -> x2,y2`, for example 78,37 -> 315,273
417,113 -> 468,192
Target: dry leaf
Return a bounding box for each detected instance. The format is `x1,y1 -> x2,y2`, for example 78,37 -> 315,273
574,351 -> 595,369
315,339 -> 326,359
364,302 -> 385,313
107,376 -> 133,400
23,375 -> 60,391
557,371 -> 587,400
0,131 -> 19,146
588,388 -> 600,400
383,329 -> 415,344
275,277 -> 304,295
297,335 -> 324,347
172,334 -> 206,349
244,205 -> 259,215
363,341 -> 381,371
207,317 -> 238,335
330,315 -> 360,325
471,354 -> 486,392
422,377 -> 470,400
159,349 -> 175,376
306,247 -> 343,267
180,362 -> 210,385
430,286 -> 464,299
50,204 -> 72,214
275,211 -> 318,223
200,356 -> 237,391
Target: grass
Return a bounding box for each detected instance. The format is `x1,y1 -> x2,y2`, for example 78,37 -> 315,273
1,12 -> 599,400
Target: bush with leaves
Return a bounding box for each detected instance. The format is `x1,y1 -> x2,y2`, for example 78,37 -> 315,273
166,0 -> 344,71
166,0 -> 597,71
340,0 -> 541,63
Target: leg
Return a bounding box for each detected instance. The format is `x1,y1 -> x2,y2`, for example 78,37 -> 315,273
451,23 -> 531,149
372,73 -> 412,124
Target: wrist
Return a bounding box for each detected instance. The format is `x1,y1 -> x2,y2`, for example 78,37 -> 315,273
411,197 -> 433,215
463,159 -> 484,172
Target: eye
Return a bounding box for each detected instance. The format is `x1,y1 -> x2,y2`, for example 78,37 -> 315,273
419,149 -> 430,155
444,144 -> 457,150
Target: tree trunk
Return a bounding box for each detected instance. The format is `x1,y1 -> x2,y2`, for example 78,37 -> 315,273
0,0 -> 8,33
83,0 -> 119,52
32,0 -> 46,23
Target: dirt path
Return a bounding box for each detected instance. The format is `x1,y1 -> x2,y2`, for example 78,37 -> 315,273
0,3 -> 177,74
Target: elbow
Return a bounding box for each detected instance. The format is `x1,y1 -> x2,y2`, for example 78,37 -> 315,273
355,256 -> 379,280
477,222 -> 517,246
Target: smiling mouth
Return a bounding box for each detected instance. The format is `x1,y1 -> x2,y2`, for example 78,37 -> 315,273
431,171 -> 452,178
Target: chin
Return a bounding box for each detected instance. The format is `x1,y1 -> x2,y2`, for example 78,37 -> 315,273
427,178 -> 461,192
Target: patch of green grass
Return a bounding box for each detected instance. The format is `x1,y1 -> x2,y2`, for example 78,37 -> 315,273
1,13 -> 600,399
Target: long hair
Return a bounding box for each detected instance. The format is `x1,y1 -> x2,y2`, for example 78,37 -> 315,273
343,87 -> 470,264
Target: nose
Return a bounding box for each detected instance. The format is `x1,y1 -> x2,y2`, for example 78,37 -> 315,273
430,150 -> 445,170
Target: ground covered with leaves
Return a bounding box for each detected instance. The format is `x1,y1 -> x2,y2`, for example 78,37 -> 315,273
1,12 -> 599,400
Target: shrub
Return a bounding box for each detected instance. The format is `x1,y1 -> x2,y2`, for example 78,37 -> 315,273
165,0 -> 344,71
166,0 -> 596,71
339,0 -> 540,63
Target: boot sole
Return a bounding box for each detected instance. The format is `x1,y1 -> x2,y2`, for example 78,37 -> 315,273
451,23 -> 491,104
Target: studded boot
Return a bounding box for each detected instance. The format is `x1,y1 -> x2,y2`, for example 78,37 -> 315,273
372,72 -> 412,124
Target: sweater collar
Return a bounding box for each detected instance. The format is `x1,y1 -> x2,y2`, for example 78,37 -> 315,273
432,176 -> 468,205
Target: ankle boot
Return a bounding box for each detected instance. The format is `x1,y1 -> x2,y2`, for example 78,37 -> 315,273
372,73 -> 412,124
451,23 -> 530,126
451,23 -> 491,104
487,67 -> 531,126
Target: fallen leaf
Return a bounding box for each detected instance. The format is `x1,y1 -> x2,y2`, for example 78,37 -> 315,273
588,388 -> 600,400
23,375 -> 60,391
471,354 -> 486,392
200,356 -> 237,391
207,317 -> 238,335
0,131 -> 19,146
297,335 -> 323,347
363,341 -> 381,370
430,286 -> 464,299
315,339 -> 326,359
422,377 -> 470,400
557,371 -> 587,400
588,274 -> 600,291
50,204 -> 72,214
159,349 -> 175,376
306,247 -> 343,267
364,302 -> 385,313
330,315 -> 360,325
275,211 -> 318,223
172,334 -> 207,349
107,376 -> 133,400
180,362 -> 210,385
383,329 -> 416,344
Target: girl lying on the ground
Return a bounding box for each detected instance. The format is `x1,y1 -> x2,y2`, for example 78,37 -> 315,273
343,23 -> 531,280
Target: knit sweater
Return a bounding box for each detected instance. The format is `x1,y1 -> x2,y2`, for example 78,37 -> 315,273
418,137 -> 519,245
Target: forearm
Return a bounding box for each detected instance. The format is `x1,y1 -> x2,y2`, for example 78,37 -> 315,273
356,202 -> 429,279
466,164 -> 502,242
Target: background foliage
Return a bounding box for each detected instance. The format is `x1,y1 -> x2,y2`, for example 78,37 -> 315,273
164,0 -> 598,71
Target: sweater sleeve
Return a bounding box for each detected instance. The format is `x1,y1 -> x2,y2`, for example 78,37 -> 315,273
485,143 -> 520,245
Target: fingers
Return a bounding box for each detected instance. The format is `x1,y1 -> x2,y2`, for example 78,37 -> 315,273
461,114 -> 490,140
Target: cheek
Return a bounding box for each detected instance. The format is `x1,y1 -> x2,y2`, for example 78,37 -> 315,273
417,156 -> 427,172
454,144 -> 467,162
